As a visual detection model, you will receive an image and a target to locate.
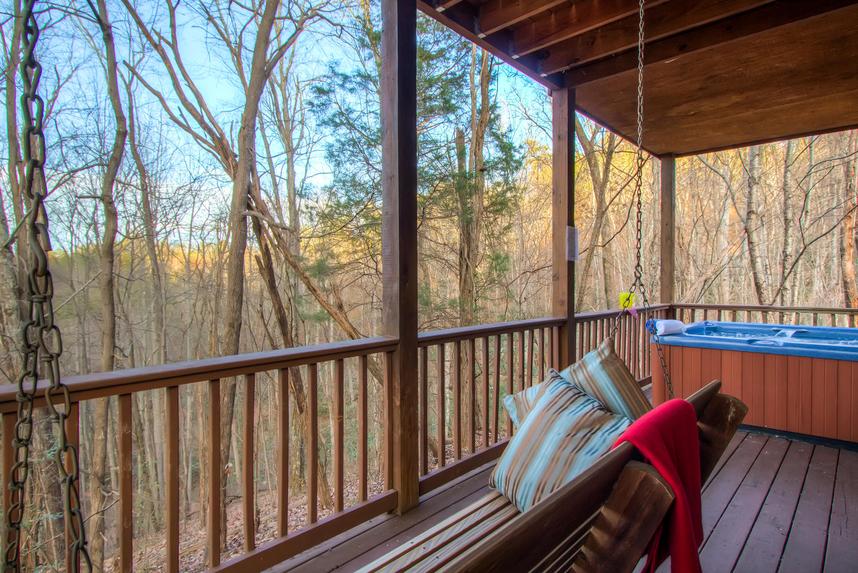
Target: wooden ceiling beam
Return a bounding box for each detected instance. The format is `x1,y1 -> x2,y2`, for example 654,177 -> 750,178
540,0 -> 773,75
417,1 -> 560,89
565,0 -> 858,87
478,0 -> 567,38
512,0 -> 664,58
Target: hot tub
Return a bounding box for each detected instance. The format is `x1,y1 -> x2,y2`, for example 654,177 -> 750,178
651,321 -> 858,442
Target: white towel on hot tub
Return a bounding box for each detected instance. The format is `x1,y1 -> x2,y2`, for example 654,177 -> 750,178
653,319 -> 685,336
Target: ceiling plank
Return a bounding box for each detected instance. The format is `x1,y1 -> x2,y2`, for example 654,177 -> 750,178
434,0 -> 466,12
575,3 -> 858,155
417,1 -> 560,89
540,0 -> 773,75
565,0 -> 858,87
478,0 -> 567,37
512,0 -> 662,58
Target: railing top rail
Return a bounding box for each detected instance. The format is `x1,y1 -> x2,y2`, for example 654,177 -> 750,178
417,317 -> 566,345
674,303 -> 858,314
0,336 -> 398,411
573,304 -> 671,321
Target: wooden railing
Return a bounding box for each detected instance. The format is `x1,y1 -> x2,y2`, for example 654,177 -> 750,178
674,303 -> 858,328
0,337 -> 399,573
574,305 -> 672,383
416,318 -> 564,493
11,301 -> 855,571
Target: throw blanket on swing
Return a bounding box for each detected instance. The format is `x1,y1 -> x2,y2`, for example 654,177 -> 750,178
613,399 -> 703,573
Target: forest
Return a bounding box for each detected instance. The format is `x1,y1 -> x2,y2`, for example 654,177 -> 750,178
1,0 -> 857,570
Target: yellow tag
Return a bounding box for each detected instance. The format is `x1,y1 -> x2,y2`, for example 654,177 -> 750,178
619,292 -> 635,310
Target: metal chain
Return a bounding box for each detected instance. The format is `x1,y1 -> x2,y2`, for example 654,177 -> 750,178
6,1 -> 92,570
607,0 -> 675,399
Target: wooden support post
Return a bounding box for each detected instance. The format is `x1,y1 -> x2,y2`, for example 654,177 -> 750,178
381,0 -> 419,514
552,87 -> 576,368
660,155 -> 676,313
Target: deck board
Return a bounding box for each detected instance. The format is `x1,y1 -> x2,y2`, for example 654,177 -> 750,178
701,432 -> 767,537
733,439 -> 813,573
699,436 -> 789,572
778,445 -> 838,573
823,448 -> 858,572
271,431 -> 856,573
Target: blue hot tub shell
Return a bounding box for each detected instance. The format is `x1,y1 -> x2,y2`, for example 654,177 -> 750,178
654,321 -> 858,362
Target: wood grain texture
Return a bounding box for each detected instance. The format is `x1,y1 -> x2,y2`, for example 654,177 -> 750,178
244,373 -> 256,551
165,386 -> 180,573
551,87 -> 576,369
381,0 -> 420,513
655,343 -> 857,441
307,363 -> 319,524
573,462 -> 674,573
277,370 -> 289,536
118,395 -> 133,573
779,445 -> 838,573
208,379 -> 222,566
573,2 -> 858,155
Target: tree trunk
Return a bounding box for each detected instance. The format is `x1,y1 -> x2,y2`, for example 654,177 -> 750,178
779,140 -> 796,306
840,131 -> 858,311
90,0 -> 128,568
744,145 -> 769,305
457,48 -> 491,327
126,85 -> 167,364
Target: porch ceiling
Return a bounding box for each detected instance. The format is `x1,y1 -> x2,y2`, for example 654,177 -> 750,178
418,0 -> 858,156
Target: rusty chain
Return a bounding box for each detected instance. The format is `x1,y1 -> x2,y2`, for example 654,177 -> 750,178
6,1 -> 92,570
608,0 -> 675,399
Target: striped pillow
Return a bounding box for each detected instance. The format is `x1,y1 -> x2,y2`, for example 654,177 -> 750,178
491,371 -> 631,512
559,338 -> 652,420
503,377 -> 555,429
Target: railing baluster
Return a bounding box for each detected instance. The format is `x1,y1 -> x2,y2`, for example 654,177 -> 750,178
481,336 -> 489,449
544,327 -> 551,370
243,373 -> 256,551
208,379 -> 221,566
358,355 -> 368,500
630,317 -> 636,376
118,395 -> 132,573
831,313 -> 837,327
384,352 -> 393,490
537,328 -> 545,382
307,363 -> 319,524
506,333 -> 513,437
527,330 -> 534,388
419,347 -> 428,475
517,329 -> 525,394
468,338 -> 476,454
1,413 -> 13,562
277,370 -> 289,537
436,344 -> 446,468
492,335 -> 500,444
166,385 -> 180,573
589,319 -> 595,353
453,340 -> 462,460
334,359 -> 345,512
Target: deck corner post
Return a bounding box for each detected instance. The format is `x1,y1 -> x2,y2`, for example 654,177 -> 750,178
660,155 -> 676,316
552,87 -> 576,368
381,0 -> 419,514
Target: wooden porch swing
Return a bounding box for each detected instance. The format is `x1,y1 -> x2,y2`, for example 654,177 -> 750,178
357,381 -> 747,573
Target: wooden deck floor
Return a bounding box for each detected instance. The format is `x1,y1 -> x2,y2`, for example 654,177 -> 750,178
269,430 -> 857,572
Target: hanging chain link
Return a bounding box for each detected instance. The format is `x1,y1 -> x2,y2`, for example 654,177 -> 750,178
6,1 -> 93,570
608,0 -> 675,399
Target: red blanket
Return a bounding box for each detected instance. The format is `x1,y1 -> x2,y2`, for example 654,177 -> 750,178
613,399 -> 703,573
